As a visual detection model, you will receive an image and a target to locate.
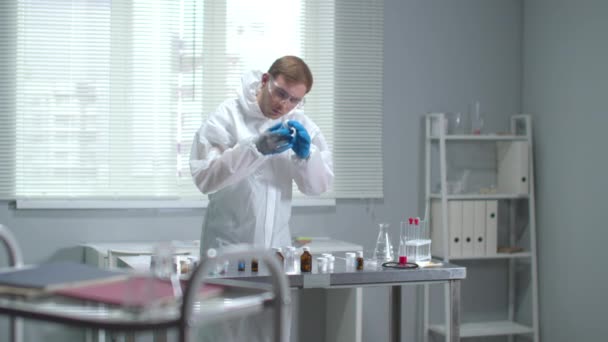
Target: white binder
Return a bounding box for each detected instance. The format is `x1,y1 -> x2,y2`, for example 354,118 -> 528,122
485,200 -> 498,256
449,201 -> 463,258
461,201 -> 475,257
430,200 -> 444,258
473,201 -> 487,257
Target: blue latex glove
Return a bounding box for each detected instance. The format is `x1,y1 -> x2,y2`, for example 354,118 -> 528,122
255,122 -> 294,155
287,120 -> 311,159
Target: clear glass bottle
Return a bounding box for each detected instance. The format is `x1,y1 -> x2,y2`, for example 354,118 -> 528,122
284,246 -> 297,273
373,222 -> 394,263
317,256 -> 328,273
345,252 -> 356,271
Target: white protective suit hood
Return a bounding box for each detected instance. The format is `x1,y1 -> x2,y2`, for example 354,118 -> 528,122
190,70 -> 334,255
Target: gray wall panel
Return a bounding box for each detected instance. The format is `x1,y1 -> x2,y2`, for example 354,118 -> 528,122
523,0 -> 608,341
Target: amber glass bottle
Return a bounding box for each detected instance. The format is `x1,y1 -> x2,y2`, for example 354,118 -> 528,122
251,257 -> 259,272
300,247 -> 312,272
356,251 -> 364,271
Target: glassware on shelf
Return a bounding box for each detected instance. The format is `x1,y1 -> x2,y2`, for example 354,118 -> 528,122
373,223 -> 394,263
446,112 -> 465,134
470,101 -> 484,135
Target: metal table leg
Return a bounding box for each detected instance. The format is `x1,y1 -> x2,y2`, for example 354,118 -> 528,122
390,285 -> 402,342
447,280 -> 461,342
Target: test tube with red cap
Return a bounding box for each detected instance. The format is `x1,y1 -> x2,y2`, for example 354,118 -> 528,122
398,219 -> 408,265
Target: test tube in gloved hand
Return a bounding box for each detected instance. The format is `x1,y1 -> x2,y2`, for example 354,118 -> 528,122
255,122 -> 294,155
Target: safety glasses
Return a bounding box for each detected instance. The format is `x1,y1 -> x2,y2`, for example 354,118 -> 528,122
267,76 -> 305,109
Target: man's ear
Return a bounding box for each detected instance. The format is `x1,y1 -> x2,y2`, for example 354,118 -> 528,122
261,73 -> 270,85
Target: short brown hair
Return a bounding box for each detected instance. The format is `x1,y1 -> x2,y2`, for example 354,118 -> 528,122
267,56 -> 313,93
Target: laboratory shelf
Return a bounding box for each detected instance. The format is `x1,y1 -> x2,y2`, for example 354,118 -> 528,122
447,252 -> 532,261
429,134 -> 528,141
424,113 -> 539,341
429,193 -> 529,200
429,320 -> 534,338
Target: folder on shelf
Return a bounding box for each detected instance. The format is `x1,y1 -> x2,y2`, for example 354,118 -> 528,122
53,275 -> 224,308
473,201 -> 487,257
461,202 -> 475,257
0,262 -> 127,297
448,201 -> 463,258
430,200 -> 443,258
485,200 -> 498,255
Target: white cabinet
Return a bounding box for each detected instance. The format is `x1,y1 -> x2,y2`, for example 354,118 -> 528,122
497,141 -> 529,194
424,113 -> 539,341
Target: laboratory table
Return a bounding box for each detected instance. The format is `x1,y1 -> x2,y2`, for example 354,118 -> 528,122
0,258 -> 465,342
218,259 -> 466,342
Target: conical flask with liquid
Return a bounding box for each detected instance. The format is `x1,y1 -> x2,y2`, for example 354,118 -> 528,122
373,223 -> 394,263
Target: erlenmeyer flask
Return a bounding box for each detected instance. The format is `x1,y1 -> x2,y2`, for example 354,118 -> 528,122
373,223 -> 394,262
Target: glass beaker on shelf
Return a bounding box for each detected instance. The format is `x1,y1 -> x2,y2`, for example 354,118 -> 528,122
470,101 -> 484,135
445,112 -> 465,134
373,222 -> 394,263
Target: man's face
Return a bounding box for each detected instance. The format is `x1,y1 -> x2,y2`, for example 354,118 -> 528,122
258,73 -> 307,120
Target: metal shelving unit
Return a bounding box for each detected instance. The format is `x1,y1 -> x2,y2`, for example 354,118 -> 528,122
423,113 -> 540,341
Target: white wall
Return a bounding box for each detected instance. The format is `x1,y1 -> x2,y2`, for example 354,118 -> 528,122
523,0 -> 608,341
1,0 -> 524,340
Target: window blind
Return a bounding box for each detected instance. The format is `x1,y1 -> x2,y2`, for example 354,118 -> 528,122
0,0 -> 383,204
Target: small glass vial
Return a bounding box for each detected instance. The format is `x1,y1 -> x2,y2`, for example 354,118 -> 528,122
237,259 -> 246,272
327,255 -> 335,272
251,257 -> 259,272
284,246 -> 296,273
317,256 -> 328,273
345,252 -> 356,271
300,246 -> 312,273
356,251 -> 364,271
273,247 -> 285,267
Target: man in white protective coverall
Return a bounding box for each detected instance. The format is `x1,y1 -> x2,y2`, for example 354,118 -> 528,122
189,55 -> 334,341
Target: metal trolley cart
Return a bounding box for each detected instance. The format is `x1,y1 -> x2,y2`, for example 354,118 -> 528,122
0,224 -> 290,342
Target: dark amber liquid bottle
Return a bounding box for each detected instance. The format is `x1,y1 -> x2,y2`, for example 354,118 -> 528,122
300,247 -> 312,272
251,257 -> 259,272
356,251 -> 364,271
